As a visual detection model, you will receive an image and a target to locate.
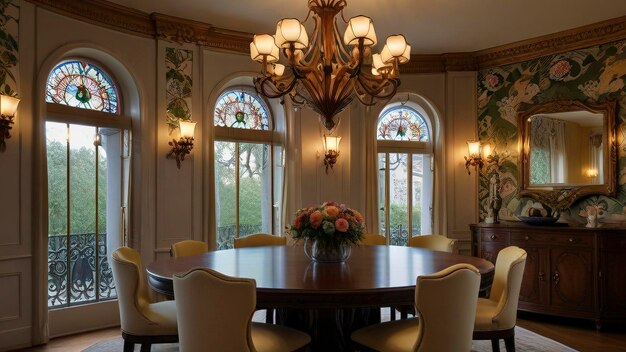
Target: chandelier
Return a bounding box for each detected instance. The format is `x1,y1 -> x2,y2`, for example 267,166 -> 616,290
250,0 -> 410,131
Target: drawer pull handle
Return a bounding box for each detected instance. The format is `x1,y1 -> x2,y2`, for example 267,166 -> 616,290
539,272 -> 544,282
490,235 -> 496,240
553,271 -> 560,285
525,236 -> 529,240
569,237 -> 576,243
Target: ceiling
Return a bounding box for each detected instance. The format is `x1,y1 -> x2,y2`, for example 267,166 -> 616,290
109,0 -> 626,54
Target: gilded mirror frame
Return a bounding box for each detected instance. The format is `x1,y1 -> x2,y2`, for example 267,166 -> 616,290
518,100 -> 617,209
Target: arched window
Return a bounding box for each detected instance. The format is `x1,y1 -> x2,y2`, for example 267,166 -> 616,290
213,89 -> 282,250
45,59 -> 130,309
377,105 -> 434,245
46,60 -> 119,113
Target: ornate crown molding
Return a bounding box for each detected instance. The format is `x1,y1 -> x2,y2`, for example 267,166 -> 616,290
475,15 -> 626,69
26,0 -> 626,72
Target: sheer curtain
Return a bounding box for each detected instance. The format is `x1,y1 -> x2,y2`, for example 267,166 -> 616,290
549,119 -> 567,183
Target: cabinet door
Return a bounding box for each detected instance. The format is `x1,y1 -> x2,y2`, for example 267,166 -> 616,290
480,243 -> 506,265
600,236 -> 626,317
517,246 -> 545,306
549,247 -> 594,312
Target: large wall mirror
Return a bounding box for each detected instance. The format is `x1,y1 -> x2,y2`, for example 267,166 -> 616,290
518,100 -> 617,208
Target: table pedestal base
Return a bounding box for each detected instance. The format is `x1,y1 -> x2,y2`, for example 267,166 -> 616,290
276,308 -> 380,351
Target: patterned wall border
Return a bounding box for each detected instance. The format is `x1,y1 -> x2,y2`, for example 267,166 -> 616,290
25,0 -> 626,74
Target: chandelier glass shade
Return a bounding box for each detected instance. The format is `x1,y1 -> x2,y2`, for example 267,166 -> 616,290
250,0 -> 410,131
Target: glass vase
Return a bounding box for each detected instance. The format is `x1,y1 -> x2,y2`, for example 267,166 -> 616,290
304,238 -> 351,263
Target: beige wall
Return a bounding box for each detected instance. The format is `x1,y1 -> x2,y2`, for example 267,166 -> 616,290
0,3 -> 479,349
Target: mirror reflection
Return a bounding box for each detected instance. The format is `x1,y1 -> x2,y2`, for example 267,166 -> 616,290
528,110 -> 604,186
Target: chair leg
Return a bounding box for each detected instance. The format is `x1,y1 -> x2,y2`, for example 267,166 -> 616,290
504,336 -> 515,352
140,343 -> 151,352
123,340 -> 134,352
389,306 -> 396,321
266,308 -> 274,324
491,339 -> 500,352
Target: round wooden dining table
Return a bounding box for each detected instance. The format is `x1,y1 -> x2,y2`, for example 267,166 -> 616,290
147,245 -> 493,351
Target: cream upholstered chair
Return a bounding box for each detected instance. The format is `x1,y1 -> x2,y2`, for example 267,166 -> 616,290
234,233 -> 287,323
170,240 -> 208,258
351,263 -> 481,351
234,233 -> 287,248
173,268 -> 310,352
394,235 -> 458,319
473,246 -> 527,352
409,234 -> 456,253
111,247 -> 178,352
359,233 -> 386,246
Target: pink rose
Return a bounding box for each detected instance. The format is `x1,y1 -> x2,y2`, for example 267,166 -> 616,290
335,218 -> 349,232
484,73 -> 499,89
310,210 -> 323,229
324,206 -> 339,218
353,210 -> 364,224
294,214 -> 304,230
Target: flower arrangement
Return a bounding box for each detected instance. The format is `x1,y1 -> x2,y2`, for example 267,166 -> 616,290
288,201 -> 365,252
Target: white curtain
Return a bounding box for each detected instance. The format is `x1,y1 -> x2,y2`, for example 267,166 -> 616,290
364,106 -> 380,235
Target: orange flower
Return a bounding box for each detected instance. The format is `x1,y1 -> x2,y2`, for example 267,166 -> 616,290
324,206 -> 339,218
335,218 -> 349,232
310,210 -> 323,229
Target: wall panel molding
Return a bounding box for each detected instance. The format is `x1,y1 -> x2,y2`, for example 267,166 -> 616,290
25,0 -> 626,72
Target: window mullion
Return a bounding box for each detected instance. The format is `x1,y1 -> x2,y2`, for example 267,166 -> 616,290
65,124 -> 71,308
407,153 -> 413,241
235,142 -> 240,239
95,128 -> 100,301
384,153 -> 390,242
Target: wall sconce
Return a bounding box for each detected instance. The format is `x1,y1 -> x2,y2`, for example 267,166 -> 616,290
167,119 -> 196,169
585,168 -> 598,179
323,134 -> 341,174
0,95 -> 21,153
464,140 -> 492,174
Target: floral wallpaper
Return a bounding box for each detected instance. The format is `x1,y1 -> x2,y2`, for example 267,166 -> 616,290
0,0 -> 18,96
477,40 -> 626,225
165,47 -> 193,131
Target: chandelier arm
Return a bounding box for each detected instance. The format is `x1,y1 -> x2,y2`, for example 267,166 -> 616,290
255,75 -> 299,99
356,75 -> 399,100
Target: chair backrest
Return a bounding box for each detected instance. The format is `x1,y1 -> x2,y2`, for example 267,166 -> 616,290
111,247 -> 152,334
414,263 -> 481,352
173,268 -> 256,352
488,246 -> 527,330
170,240 -> 208,258
234,233 -> 287,248
359,233 -> 386,246
409,234 -> 456,253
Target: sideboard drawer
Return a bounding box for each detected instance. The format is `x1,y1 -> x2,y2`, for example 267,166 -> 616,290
510,232 -> 592,246
481,230 -> 507,243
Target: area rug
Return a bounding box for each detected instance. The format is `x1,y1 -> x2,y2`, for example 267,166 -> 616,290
83,326 -> 576,351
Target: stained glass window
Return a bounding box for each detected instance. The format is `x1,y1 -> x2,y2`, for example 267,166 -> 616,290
377,107 -> 429,141
214,90 -> 269,130
46,60 -> 119,114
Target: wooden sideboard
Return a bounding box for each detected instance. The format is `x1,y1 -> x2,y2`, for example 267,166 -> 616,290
470,222 -> 626,328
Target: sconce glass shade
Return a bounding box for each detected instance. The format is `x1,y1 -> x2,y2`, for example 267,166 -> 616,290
481,143 -> 492,159
179,120 -> 196,139
467,140 -> 481,157
0,95 -> 20,116
323,135 -> 341,152
586,168 -> 598,178
386,35 -> 408,57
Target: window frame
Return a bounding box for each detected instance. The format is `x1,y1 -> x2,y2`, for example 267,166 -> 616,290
213,87 -> 281,248
377,105 -> 434,243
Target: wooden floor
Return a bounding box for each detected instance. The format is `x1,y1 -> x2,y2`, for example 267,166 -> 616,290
18,310 -> 626,352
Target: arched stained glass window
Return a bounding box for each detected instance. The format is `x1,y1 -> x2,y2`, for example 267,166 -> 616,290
214,90 -> 269,130
46,60 -> 119,114
377,107 -> 429,141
